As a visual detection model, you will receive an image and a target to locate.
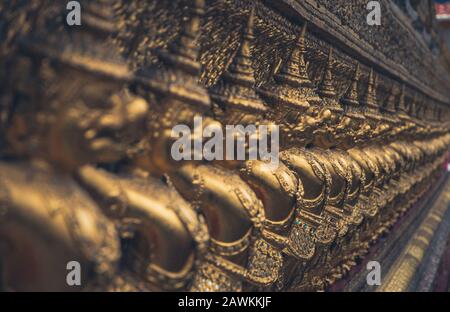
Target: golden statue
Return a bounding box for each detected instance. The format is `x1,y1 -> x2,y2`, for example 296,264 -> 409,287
1,0 -> 450,292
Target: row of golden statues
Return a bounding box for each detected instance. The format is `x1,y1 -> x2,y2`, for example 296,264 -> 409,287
0,0 -> 449,291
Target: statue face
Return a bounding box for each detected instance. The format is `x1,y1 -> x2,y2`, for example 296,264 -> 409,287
363,116 -> 389,141
43,66 -> 148,170
337,116 -> 365,148
289,106 -> 327,147
311,108 -> 344,148
132,97 -> 212,175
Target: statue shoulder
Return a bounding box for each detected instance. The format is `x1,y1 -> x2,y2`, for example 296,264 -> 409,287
0,160 -> 120,290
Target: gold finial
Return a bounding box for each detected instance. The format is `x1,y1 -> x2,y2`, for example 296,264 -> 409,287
361,68 -> 377,109
209,7 -> 267,114
162,0 -> 205,74
224,6 -> 256,86
396,83 -> 411,123
258,21 -> 317,110
134,0 -> 210,109
274,22 -> 312,87
21,0 -> 131,81
382,85 -> 397,114
318,48 -> 336,98
397,84 -> 408,113
341,63 -> 360,108
298,22 -> 310,85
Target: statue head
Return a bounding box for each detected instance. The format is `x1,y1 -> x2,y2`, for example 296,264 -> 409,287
131,0 -> 213,176
1,0 -> 148,171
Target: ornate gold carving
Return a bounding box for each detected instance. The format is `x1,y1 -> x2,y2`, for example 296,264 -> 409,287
1,0 -> 450,292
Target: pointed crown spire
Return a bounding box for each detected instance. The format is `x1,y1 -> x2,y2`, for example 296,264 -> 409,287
223,6 -> 256,86
361,68 -> 378,109
21,0 -> 131,81
341,63 -> 360,108
382,84 -> 397,114
162,0 -> 206,75
396,83 -> 412,122
397,84 -> 407,113
135,0 -> 210,109
257,21 -> 316,111
209,7 -> 267,114
318,48 -> 336,98
274,22 -> 312,87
